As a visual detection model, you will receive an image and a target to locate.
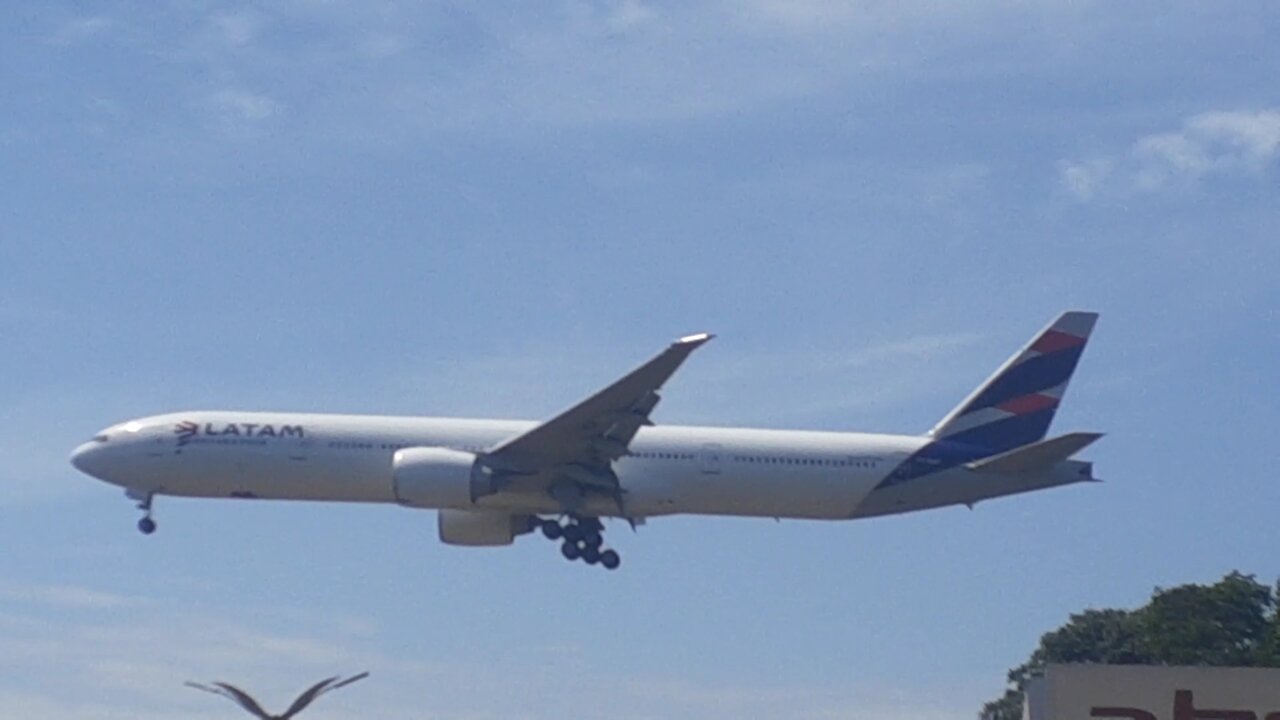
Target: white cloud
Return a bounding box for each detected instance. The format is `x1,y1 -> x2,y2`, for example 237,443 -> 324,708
35,1 -> 1168,140
1134,109 -> 1280,189
1057,158 -> 1113,201
1061,109 -> 1280,199
125,1 -> 1072,135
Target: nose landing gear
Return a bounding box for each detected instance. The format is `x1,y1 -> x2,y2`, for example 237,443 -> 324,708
127,489 -> 157,535
540,516 -> 620,570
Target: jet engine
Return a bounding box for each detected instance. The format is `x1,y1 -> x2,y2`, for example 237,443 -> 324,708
392,447 -> 480,509
437,509 -> 533,546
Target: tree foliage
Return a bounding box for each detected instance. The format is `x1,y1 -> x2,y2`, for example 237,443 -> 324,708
980,572 -> 1280,720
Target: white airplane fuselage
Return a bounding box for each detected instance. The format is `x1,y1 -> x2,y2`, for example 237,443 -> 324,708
70,410 -> 1089,522
70,313 -> 1103,562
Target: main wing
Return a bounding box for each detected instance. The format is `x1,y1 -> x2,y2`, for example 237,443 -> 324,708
473,333 -> 713,512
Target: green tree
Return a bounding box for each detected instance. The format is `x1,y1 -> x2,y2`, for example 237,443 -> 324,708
979,572 -> 1280,720
1142,571 -> 1274,665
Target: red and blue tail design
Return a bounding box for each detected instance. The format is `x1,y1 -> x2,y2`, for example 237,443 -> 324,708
928,311 -> 1098,453
878,311 -> 1098,488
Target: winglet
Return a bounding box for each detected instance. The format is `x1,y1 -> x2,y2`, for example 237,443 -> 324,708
676,332 -> 715,347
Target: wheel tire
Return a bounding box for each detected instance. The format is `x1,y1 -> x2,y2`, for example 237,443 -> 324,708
541,520 -> 563,540
581,545 -> 601,564
562,524 -> 583,543
137,517 -> 157,535
560,541 -> 581,561
582,529 -> 603,548
600,550 -> 620,570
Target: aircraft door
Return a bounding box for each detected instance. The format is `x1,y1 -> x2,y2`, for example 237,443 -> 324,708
699,443 -> 723,474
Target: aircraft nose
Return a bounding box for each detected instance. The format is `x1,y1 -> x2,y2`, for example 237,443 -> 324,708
70,442 -> 106,478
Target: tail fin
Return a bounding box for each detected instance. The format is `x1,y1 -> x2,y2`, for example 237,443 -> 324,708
928,311 -> 1098,454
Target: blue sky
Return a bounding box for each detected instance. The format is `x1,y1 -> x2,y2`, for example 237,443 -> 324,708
2,1 -> 1278,718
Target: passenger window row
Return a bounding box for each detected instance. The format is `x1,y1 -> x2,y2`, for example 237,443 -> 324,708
732,455 -> 878,468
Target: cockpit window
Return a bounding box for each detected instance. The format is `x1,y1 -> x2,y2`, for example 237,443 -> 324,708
92,434 -> 109,443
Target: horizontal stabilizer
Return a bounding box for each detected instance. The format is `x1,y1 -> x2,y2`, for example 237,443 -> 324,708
965,432 -> 1103,474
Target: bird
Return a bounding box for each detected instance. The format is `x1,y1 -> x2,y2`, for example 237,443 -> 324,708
185,672 -> 369,719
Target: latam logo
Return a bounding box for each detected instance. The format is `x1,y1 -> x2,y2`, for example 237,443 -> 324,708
174,421 -> 305,446
1093,689 -> 1280,720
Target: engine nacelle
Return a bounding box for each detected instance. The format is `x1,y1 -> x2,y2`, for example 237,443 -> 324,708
392,447 -> 479,509
437,509 -> 531,546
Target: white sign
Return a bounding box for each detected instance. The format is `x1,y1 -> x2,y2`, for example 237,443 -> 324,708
1024,664 -> 1280,720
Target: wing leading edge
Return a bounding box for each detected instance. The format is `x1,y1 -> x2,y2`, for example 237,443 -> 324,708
473,333 -> 714,513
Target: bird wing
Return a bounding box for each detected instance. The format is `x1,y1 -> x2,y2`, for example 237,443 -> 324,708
280,672 -> 369,719
209,682 -> 275,720
279,676 -> 341,719
328,671 -> 370,690
186,682 -> 273,720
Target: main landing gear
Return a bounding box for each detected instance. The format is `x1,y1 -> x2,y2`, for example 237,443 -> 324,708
128,489 -> 157,535
539,516 -> 620,570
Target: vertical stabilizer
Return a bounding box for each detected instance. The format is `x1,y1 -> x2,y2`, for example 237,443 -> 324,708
928,311 -> 1098,454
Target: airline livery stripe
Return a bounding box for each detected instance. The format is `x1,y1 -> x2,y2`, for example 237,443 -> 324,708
1035,379 -> 1070,400
996,393 -> 1059,416
937,406 -> 1013,437
943,406 -> 1058,452
960,345 -> 1086,414
1030,329 -> 1087,354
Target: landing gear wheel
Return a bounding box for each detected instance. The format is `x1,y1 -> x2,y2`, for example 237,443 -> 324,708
128,490 -> 157,535
541,520 -> 563,540
562,524 -> 583,544
560,541 -> 581,561
581,545 -> 601,565
600,549 -> 620,570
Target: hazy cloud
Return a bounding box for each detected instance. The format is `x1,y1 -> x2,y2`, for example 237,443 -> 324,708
0,588 -> 381,719
1134,109 -> 1280,188
212,11 -> 264,47
32,1 -> 1209,141
0,584 -> 140,610
608,0 -> 659,32
210,89 -> 282,122
675,331 -> 986,428
47,16 -> 113,46
1057,157 -> 1114,202
391,329 -> 984,430
1061,109 -> 1280,199
0,583 -> 973,719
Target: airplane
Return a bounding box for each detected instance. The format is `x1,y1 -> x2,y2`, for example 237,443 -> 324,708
71,312 -> 1102,571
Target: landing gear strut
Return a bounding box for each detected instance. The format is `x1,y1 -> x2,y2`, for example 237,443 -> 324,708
129,490 -> 156,535
540,516 -> 620,570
